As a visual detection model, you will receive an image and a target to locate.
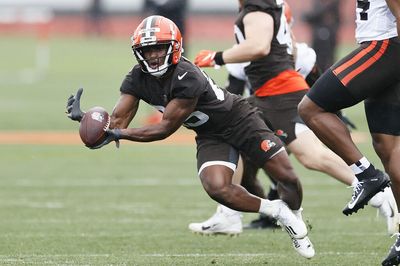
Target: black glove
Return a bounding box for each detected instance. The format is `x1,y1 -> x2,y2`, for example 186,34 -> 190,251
336,110 -> 357,131
66,88 -> 85,122
89,128 -> 122,149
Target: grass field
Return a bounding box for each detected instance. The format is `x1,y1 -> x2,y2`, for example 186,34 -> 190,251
0,35 -> 393,265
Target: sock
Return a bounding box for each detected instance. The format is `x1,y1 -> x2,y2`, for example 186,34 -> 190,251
292,207 -> 303,220
219,204 -> 239,215
349,157 -> 378,181
258,199 -> 276,217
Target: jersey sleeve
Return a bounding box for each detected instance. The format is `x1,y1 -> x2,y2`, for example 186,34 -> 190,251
119,66 -> 142,98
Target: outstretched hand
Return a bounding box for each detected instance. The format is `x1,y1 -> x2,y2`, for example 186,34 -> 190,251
66,88 -> 85,122
194,50 -> 216,67
88,129 -> 122,150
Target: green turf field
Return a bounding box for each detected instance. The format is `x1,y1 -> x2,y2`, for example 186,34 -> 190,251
0,35 -> 393,265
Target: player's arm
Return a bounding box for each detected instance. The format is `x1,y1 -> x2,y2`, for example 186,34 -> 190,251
118,97 -> 198,142
386,0 -> 400,36
194,11 -> 273,66
109,93 -> 139,129
223,12 -> 273,63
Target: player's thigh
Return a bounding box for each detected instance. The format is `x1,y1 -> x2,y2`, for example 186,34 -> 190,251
247,90 -> 307,145
307,38 -> 400,111
196,136 -> 239,175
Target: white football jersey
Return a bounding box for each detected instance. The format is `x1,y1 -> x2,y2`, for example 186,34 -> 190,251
355,0 -> 398,43
294,42 -> 316,78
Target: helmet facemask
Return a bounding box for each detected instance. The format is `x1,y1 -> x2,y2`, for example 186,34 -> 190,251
133,42 -> 176,77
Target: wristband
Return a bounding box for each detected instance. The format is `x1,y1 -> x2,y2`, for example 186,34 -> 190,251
214,51 -> 225,66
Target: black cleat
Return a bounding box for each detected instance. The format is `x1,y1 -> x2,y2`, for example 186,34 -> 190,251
343,170 -> 390,216
382,235 -> 400,266
243,215 -> 280,229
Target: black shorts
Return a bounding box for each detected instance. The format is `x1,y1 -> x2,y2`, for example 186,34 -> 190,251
196,97 -> 284,173
365,81 -> 400,135
307,37 -> 400,112
247,90 -> 308,145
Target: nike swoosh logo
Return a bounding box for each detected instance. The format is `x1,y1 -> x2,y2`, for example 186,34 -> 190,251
201,226 -> 211,230
178,72 -> 188,80
348,189 -> 364,209
395,245 -> 400,252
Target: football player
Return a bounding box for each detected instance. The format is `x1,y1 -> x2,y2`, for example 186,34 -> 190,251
191,0 -> 397,238
66,15 -> 314,259
297,0 -> 400,265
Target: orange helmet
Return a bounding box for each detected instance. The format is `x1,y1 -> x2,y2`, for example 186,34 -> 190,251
131,15 -> 183,77
283,1 -> 293,26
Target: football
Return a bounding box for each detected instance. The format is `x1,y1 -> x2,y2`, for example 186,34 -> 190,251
79,106 -> 110,147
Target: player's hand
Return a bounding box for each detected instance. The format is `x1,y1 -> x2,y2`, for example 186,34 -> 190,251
336,110 -> 357,131
89,129 -> 121,149
194,50 -> 216,67
66,88 -> 85,122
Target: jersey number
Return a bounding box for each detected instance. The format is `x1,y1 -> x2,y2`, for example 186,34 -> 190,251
357,0 -> 370,21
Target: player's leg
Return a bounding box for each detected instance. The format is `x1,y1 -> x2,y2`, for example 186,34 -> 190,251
188,155 -> 244,236
288,126 -> 356,185
363,81 -> 400,264
298,40 -> 399,215
240,156 -> 280,229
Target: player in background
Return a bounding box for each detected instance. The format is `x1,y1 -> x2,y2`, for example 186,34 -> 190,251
297,0 -> 400,264
66,15 -> 315,259
190,0 -> 397,236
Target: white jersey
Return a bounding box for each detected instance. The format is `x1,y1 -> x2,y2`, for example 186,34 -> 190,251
355,0 -> 398,43
294,42 -> 316,78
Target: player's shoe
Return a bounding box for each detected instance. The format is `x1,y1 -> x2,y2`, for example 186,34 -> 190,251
271,200 -> 308,239
343,170 -> 390,216
243,214 -> 280,229
292,236 -> 315,259
382,234 -> 400,266
188,205 -> 242,236
370,187 -> 399,235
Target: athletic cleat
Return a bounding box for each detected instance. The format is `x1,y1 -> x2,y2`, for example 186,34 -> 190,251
382,234 -> 400,266
188,205 -> 242,236
272,200 -> 307,239
243,214 -> 280,229
379,188 -> 398,236
343,170 -> 390,216
292,236 -> 315,259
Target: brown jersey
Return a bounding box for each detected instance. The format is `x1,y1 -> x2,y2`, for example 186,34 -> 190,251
235,0 -> 297,93
120,57 -> 236,134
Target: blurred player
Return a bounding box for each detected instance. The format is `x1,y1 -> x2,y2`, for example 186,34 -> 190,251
190,0 -> 397,236
66,15 -> 314,259
297,0 -> 400,264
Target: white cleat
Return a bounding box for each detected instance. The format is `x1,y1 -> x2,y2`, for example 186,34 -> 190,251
370,187 -> 398,235
270,201 -> 314,258
292,236 -> 315,259
188,205 -> 242,236
379,187 -> 398,235
271,200 -> 308,239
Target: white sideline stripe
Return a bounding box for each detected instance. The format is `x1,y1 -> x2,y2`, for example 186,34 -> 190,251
142,251 -> 381,257
0,251 -> 381,259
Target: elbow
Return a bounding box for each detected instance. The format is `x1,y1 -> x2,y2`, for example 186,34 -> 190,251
251,45 -> 270,59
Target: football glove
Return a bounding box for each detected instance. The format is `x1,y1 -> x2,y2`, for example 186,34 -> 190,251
336,110 -> 357,131
89,128 -> 121,150
194,50 -> 216,67
66,88 -> 85,122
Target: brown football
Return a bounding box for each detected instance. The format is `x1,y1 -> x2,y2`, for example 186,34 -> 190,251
79,106 -> 110,147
